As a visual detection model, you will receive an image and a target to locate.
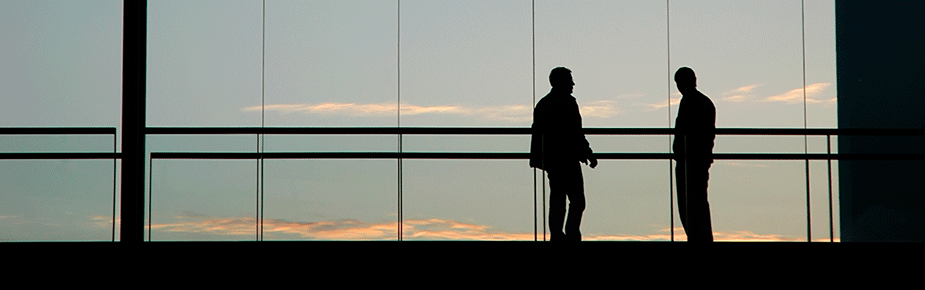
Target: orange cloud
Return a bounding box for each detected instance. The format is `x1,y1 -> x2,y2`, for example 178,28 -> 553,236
587,227 -> 839,242
143,214 -> 536,241
580,100 -> 622,118
645,96 -> 681,111
129,215 -> 838,242
721,83 -> 763,102
244,101 -> 619,122
765,82 -> 833,104
724,84 -> 763,95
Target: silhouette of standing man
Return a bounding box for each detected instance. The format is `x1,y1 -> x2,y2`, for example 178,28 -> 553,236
673,67 -> 715,242
531,67 -> 597,241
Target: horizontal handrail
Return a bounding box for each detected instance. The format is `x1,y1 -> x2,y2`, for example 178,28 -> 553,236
145,127 -> 923,161
0,153 -> 122,160
0,127 -> 116,135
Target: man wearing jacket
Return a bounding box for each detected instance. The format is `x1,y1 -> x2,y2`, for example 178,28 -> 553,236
530,67 -> 597,241
673,67 -> 716,242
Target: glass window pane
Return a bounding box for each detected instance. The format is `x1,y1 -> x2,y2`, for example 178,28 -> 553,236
536,1 -> 668,128
148,160 -> 258,241
264,160 -> 398,240
580,160 -> 672,241
0,1 -> 122,129
709,160 -> 808,241
147,0 -> 263,127
670,1 -> 806,129
265,0 -> 398,127
403,160 -> 534,240
400,0 -> 532,127
0,160 -> 117,241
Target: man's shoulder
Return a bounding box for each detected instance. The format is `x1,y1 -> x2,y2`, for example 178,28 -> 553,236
700,91 -> 713,101
536,92 -> 556,105
693,91 -> 714,109
537,92 -> 575,106
541,91 -> 571,99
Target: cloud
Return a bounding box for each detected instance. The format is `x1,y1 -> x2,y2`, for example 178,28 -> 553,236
243,103 -> 399,116
664,82 -> 835,105
713,229 -> 839,242
402,218 -> 535,240
244,101 -> 619,122
644,96 -> 681,111
253,84 -> 834,121
722,83 -> 762,102
580,100 -> 622,118
721,95 -> 748,102
607,227 -> 840,242
469,105 -> 533,122
144,214 -> 535,240
131,215 -> 838,242
765,82 -> 834,104
725,84 -> 763,95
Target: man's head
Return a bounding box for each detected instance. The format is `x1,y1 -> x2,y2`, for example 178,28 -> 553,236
549,67 -> 574,93
674,67 -> 697,94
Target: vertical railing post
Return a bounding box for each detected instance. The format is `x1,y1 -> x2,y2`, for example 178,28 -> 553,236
111,132 -> 118,242
827,134 -> 834,242
805,142 -> 812,242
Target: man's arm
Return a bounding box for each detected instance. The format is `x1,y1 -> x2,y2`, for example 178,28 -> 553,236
686,97 -> 715,161
572,98 -> 597,168
529,102 -> 546,169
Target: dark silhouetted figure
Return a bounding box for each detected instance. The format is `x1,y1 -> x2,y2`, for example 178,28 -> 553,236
531,67 -> 597,241
673,67 -> 716,242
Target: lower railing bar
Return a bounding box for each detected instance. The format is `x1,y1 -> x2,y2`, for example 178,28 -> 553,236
149,152 -> 923,161
142,127 -> 925,136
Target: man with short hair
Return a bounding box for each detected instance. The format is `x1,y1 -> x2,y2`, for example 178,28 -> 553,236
673,67 -> 716,242
531,67 -> 597,241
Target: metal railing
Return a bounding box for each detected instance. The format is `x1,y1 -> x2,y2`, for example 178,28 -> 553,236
145,127 -> 924,242
5,127 -> 919,241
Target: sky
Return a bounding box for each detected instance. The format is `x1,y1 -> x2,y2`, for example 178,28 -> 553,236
1,0 -> 838,242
